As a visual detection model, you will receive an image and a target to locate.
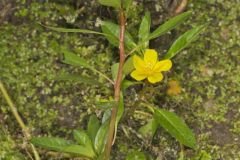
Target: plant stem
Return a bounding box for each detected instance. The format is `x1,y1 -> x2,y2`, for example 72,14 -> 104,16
104,9 -> 126,160
179,144 -> 185,160
0,81 -> 41,160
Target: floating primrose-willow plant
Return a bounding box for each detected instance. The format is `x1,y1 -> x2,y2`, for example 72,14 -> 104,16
31,0 -> 205,159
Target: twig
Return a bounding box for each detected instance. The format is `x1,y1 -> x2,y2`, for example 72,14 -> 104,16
104,8 -> 126,160
0,81 -> 40,160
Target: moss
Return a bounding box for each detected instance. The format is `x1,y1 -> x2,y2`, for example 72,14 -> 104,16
0,0 -> 239,159
0,1 -> 112,158
0,127 -> 26,160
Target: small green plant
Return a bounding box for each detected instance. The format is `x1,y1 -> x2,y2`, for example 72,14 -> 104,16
27,0 -> 205,159
31,115 -> 107,159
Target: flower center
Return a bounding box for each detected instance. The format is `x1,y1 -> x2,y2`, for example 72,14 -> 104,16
144,62 -> 155,75
146,62 -> 154,69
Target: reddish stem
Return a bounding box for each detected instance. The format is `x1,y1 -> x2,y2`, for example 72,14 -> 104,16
104,10 -> 125,160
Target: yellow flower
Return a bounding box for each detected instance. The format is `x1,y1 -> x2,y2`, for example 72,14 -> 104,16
130,49 -> 172,83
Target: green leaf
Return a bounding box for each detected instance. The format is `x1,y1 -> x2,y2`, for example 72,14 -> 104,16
62,145 -> 95,158
99,0 -> 121,8
94,120 -> 110,154
94,98 -> 123,154
164,25 -> 205,59
149,11 -> 192,40
87,115 -> 100,143
73,130 -> 92,147
122,80 -> 142,91
101,21 -> 137,50
116,93 -> 124,125
111,63 -> 119,81
154,109 -> 196,148
94,95 -> 124,152
57,74 -> 100,85
32,137 -> 95,158
123,56 -> 135,76
138,118 -> 158,138
31,137 -> 71,152
102,109 -> 112,124
62,49 -> 92,69
40,24 -> 109,36
138,12 -> 151,49
114,93 -> 124,140
126,151 -> 146,160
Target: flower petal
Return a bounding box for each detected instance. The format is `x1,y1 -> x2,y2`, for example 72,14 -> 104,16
131,70 -> 147,81
147,73 -> 163,83
144,49 -> 158,65
153,59 -> 172,72
133,55 -> 145,71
